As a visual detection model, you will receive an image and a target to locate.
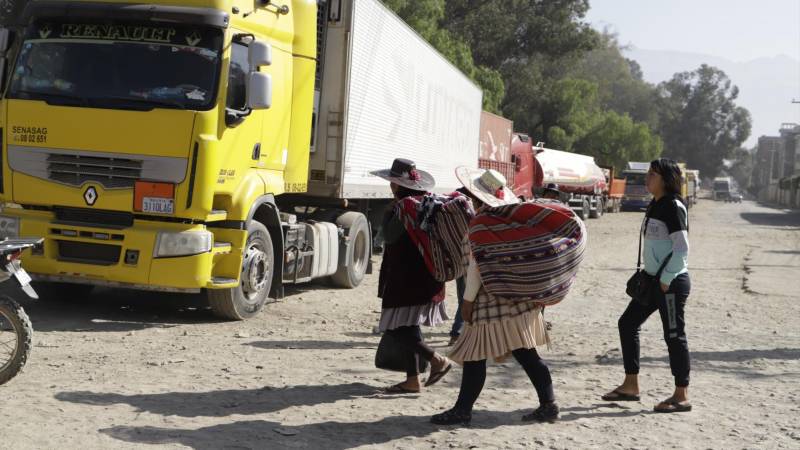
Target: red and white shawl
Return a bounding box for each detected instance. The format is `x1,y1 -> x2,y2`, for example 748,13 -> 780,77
396,192 -> 475,282
468,200 -> 586,307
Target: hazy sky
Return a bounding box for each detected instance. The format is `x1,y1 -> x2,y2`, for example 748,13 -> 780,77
585,0 -> 800,62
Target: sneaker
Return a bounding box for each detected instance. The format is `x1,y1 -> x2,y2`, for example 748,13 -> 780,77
521,403 -> 560,423
431,408 -> 471,426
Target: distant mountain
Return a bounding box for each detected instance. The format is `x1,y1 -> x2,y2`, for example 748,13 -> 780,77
625,48 -> 800,147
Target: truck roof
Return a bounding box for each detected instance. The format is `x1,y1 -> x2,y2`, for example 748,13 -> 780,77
625,162 -> 650,172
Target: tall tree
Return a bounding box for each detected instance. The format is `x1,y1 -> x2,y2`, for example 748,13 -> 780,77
657,65 -> 752,177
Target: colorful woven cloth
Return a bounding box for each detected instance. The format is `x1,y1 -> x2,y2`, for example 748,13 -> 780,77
468,200 -> 586,307
396,192 -> 475,282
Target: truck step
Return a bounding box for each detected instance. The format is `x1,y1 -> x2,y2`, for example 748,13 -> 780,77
207,210 -> 228,222
209,277 -> 238,287
213,242 -> 232,254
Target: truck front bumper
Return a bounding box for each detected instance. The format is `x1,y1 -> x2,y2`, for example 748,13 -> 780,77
1,208 -> 245,292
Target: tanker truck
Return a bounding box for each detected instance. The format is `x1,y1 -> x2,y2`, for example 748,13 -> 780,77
511,137 -> 608,220
0,0 -> 482,319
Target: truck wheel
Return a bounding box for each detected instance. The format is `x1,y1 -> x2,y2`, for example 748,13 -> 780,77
332,212 -> 370,289
577,198 -> 590,220
35,282 -> 94,302
208,221 -> 274,320
590,198 -> 604,219
0,296 -> 32,385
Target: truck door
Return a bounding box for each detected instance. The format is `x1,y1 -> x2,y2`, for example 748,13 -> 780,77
218,38 -> 265,185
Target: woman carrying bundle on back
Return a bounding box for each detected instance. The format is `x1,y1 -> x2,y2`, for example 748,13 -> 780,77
431,168 -> 587,426
370,158 -> 455,394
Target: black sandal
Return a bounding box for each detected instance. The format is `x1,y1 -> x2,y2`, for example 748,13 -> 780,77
522,403 -> 560,423
601,389 -> 641,402
382,383 -> 420,395
654,398 -> 692,413
424,359 -> 453,387
431,408 -> 471,426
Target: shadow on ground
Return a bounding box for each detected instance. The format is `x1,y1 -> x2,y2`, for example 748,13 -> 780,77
98,403 -> 648,449
246,340 -> 376,350
56,383 -> 380,418
8,285 -> 223,333
740,210 -> 800,228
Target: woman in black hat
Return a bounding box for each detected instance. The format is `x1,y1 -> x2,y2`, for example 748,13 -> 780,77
372,158 -> 453,394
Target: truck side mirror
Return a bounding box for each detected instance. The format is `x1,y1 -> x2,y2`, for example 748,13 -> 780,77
247,72 -> 272,110
248,41 -> 272,67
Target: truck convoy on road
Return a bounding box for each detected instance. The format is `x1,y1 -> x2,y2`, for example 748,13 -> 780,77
0,0 -> 702,320
0,0 -> 481,319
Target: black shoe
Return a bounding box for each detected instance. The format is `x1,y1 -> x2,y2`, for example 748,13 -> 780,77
431,408 -> 471,426
522,403 -> 560,423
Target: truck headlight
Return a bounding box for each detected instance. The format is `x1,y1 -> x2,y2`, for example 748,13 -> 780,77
0,215 -> 20,240
154,231 -> 212,258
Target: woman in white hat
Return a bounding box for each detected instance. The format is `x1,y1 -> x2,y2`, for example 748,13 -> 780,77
431,167 -> 559,425
371,158 -> 453,394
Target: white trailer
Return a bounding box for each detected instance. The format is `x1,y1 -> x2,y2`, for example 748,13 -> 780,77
306,0 -> 482,199
279,0 -> 483,286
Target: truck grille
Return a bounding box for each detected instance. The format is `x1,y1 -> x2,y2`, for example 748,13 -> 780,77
54,207 -> 134,229
57,240 -> 121,266
47,153 -> 143,189
7,146 -> 188,190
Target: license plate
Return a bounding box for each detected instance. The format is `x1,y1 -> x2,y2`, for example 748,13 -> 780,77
142,197 -> 175,214
14,267 -> 32,286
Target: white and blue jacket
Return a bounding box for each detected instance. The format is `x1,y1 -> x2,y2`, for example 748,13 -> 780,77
643,195 -> 689,286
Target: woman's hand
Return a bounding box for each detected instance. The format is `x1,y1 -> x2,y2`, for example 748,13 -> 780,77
461,301 -> 474,324
660,283 -> 669,293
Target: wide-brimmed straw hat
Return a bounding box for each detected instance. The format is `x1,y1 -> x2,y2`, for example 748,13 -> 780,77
455,166 -> 518,208
370,158 -> 435,191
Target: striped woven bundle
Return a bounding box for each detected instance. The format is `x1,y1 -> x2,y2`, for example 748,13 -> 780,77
397,192 -> 475,282
469,200 -> 587,307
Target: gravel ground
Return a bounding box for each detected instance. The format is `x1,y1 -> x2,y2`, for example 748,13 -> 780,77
1,199 -> 798,449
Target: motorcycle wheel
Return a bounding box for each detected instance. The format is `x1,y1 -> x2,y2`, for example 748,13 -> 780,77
0,296 -> 33,385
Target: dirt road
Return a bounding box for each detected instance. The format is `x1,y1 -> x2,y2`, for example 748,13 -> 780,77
1,200 -> 798,449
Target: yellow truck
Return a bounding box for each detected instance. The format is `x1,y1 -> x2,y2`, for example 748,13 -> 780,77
0,0 -> 483,319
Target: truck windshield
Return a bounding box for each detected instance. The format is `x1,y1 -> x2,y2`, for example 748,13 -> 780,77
624,173 -> 646,186
7,21 -> 223,111
713,182 -> 729,191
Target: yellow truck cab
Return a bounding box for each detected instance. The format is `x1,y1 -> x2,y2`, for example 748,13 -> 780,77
0,0 -> 483,319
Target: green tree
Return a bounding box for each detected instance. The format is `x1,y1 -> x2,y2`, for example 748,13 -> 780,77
442,0 -> 599,68
573,111 -> 663,171
657,65 -> 752,177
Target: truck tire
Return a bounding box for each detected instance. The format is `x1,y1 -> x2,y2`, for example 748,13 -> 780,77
35,282 -> 94,302
331,212 -> 370,289
590,198 -> 604,219
0,296 -> 32,385
208,221 -> 274,320
577,198 -> 590,220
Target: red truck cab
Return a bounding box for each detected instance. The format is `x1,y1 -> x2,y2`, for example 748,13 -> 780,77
511,133 -> 543,200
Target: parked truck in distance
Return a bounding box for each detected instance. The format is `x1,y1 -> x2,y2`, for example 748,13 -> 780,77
526,144 -> 607,220
602,166 -> 626,213
621,162 -> 652,211
713,177 -> 732,201
510,133 -> 543,200
686,169 -> 700,206
478,111 -> 515,186
0,0 -> 482,320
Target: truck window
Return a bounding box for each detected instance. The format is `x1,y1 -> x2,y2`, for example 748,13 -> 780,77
624,173 -> 646,186
226,42 -> 250,111
7,21 -> 223,111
